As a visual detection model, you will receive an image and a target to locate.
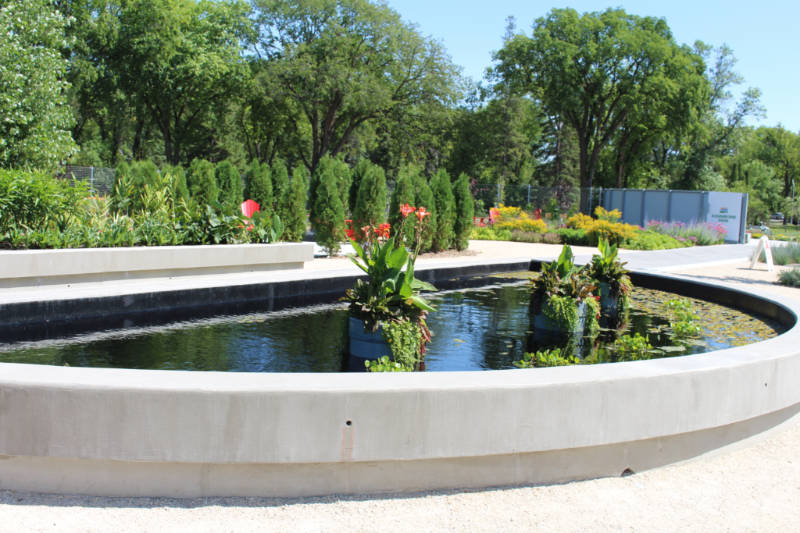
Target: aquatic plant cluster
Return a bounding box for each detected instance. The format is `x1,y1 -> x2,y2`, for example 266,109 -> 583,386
471,206 -> 725,250
344,204 -> 436,371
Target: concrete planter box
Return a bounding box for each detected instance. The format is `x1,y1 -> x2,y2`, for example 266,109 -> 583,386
0,243 -> 315,287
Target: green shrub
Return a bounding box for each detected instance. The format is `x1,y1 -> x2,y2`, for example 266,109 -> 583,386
768,243 -> 800,265
311,165 -> 345,255
270,158 -> 289,212
430,169 -> 456,251
187,159 -> 218,206
352,162 -> 387,239
470,226 -> 512,241
555,227 -> 591,246
622,230 -> 688,250
163,164 -> 189,203
388,166 -> 418,247
215,160 -> 242,209
453,172 -> 474,251
244,160 -> 272,211
349,159 -> 371,217
778,267 -> 800,287
414,174 -> 436,252
280,165 -> 308,242
0,169 -> 87,233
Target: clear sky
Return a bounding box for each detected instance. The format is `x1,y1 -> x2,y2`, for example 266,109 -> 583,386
385,0 -> 800,132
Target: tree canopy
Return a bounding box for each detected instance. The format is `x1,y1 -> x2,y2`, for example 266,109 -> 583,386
0,0 -> 76,170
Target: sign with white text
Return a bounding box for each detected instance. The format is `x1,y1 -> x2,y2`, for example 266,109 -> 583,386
706,191 -> 745,243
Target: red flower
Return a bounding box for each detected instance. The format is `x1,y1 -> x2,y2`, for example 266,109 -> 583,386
400,203 -> 416,218
415,207 -> 430,221
375,222 -> 391,239
345,228 -> 355,239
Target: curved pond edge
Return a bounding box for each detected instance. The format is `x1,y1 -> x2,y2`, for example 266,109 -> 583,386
1,265 -> 799,498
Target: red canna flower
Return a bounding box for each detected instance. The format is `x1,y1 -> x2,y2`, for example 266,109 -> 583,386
400,203 -> 416,218
415,207 -> 430,221
345,228 -> 354,239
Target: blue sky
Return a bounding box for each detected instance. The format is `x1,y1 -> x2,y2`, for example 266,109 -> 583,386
386,0 -> 799,132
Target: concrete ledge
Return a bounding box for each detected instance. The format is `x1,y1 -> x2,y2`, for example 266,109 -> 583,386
0,243 -> 315,287
0,272 -> 799,497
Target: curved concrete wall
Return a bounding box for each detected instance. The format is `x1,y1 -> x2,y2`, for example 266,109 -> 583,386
0,274 -> 798,497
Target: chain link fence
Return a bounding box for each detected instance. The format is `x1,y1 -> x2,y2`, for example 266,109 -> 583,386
56,165 -> 116,195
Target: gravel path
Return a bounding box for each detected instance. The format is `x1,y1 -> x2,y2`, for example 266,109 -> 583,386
2,259 -> 800,531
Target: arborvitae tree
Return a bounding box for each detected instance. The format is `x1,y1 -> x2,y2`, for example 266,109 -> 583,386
349,159 -> 371,217
414,174 -> 436,252
244,159 -> 273,212
270,158 -> 289,212
311,165 -> 345,255
352,162 -> 387,239
430,169 -> 456,251
163,164 -> 189,203
388,165 -> 418,247
330,156 -> 352,215
281,165 -> 308,242
453,172 -> 475,251
215,160 -> 242,209
187,158 -> 218,206
130,160 -> 160,188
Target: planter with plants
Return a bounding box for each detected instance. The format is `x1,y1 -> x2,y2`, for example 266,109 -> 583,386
586,238 -> 632,328
529,245 -> 600,340
344,204 -> 435,372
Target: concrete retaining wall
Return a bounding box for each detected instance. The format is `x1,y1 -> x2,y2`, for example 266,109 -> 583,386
0,243 -> 315,287
0,273 -> 798,497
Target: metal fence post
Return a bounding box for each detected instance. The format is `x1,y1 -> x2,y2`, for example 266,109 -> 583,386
90,166 -> 95,194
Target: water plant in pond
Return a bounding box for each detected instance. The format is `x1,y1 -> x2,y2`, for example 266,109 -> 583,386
664,298 -> 702,338
344,204 -> 435,370
613,333 -> 653,361
514,348 -> 580,368
587,238 -> 632,326
530,245 -> 599,337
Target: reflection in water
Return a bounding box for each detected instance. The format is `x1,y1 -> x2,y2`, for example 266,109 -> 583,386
0,283 -> 784,372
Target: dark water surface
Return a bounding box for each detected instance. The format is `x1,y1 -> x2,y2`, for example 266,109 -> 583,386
0,280 -> 784,372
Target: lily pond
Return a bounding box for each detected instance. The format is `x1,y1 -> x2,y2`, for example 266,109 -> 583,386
0,276 -> 785,372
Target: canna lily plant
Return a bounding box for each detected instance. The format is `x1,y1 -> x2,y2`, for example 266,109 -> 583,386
346,205 -> 435,331
344,204 -> 436,370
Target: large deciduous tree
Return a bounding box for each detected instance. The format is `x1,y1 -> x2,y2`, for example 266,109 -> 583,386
0,0 -> 77,170
111,0 -> 251,164
493,8 -> 708,210
251,0 -> 459,174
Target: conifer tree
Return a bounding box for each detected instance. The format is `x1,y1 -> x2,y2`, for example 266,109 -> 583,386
330,156 -> 352,215
311,165 -> 345,255
430,169 -> 455,251
388,165 -> 418,247
244,159 -> 272,212
187,159 -> 218,206
215,160 -> 242,209
281,165 -> 308,242
453,172 -> 475,251
352,162 -> 387,239
414,174 -> 436,252
270,158 -> 289,212
349,159 -> 372,217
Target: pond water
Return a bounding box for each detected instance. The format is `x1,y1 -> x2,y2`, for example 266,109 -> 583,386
0,276 -> 785,372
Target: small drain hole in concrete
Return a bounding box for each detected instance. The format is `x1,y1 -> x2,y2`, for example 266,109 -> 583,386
621,468 -> 635,477
345,420 -> 352,426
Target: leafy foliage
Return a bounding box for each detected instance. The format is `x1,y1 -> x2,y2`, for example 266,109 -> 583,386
452,173 -> 475,251
430,169 -> 456,251
514,348 -> 580,368
0,0 -> 76,170
311,165 -> 345,255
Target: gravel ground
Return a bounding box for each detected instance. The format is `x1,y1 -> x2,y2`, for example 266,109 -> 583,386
2,259 -> 800,532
